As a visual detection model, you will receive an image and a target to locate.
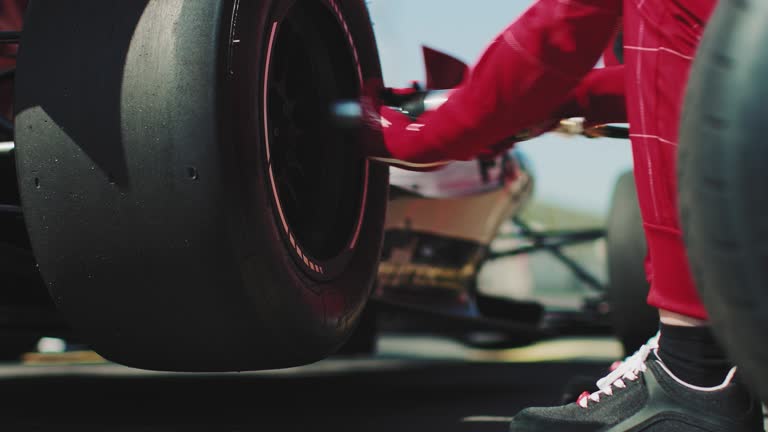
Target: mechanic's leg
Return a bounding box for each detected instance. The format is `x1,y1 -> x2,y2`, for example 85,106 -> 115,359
623,0 -> 732,389
509,1 -> 764,430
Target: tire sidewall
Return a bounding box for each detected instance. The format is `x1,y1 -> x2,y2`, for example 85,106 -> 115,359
225,0 -> 388,356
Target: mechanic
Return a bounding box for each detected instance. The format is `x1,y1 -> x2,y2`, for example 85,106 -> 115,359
365,0 -> 765,430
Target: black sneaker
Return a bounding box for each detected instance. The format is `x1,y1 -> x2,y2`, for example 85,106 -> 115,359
509,334 -> 764,431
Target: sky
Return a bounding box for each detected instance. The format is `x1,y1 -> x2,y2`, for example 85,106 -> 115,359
366,0 -> 634,217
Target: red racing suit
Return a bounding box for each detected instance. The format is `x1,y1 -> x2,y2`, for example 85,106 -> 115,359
373,0 -> 716,319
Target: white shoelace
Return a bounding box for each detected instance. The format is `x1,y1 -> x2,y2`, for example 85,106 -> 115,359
577,332 -> 660,409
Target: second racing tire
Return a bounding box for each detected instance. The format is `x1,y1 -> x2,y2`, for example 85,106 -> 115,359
14,0 -> 388,371
678,0 -> 768,399
605,170 -> 658,356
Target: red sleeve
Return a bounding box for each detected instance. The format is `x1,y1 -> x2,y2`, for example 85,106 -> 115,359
372,0 -> 623,164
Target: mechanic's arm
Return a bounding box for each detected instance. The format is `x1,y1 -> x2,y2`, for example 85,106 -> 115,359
368,0 -> 622,164
474,64 -> 627,160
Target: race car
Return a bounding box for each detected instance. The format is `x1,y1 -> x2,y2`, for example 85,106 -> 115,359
1,0 -> 657,372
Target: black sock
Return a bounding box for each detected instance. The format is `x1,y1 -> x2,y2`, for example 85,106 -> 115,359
656,323 -> 733,387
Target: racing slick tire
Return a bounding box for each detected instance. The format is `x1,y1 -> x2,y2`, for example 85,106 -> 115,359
335,302 -> 378,356
605,170 -> 658,356
678,0 -> 768,399
13,0 -> 388,371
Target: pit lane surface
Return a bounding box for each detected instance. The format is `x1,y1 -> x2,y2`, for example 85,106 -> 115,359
0,336 -> 616,432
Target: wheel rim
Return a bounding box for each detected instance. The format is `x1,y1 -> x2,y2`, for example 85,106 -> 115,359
263,2 -> 368,281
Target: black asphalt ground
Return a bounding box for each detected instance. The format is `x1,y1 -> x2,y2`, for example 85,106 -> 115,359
0,337 -> 613,432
